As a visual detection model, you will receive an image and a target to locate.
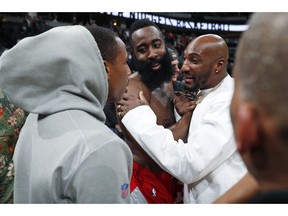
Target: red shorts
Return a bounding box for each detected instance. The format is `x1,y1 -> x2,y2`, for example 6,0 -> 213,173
130,161 -> 176,204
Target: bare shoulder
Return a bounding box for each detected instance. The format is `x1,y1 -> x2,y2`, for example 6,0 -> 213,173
127,73 -> 151,103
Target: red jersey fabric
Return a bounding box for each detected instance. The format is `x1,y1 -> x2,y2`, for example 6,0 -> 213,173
130,161 -> 176,203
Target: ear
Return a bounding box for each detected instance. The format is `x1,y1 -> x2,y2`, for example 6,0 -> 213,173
103,60 -> 110,75
103,60 -> 111,81
215,58 -> 225,71
236,104 -> 261,154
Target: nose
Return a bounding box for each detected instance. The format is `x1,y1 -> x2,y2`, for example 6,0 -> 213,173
181,61 -> 190,75
175,64 -> 180,73
148,47 -> 158,60
127,67 -> 132,76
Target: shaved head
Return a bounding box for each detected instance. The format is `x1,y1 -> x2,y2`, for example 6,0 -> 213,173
234,13 -> 288,126
231,13 -> 288,187
182,34 -> 229,90
193,34 -> 229,65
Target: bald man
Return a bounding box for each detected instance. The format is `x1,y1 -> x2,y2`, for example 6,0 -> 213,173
118,34 -> 247,203
230,13 -> 288,203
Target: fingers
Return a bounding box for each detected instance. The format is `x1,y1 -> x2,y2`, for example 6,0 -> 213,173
172,98 -> 176,105
139,91 -> 148,105
116,104 -> 122,118
116,104 -> 122,112
121,91 -> 139,101
174,99 -> 197,116
117,91 -> 147,119
172,95 -> 193,104
174,91 -> 185,96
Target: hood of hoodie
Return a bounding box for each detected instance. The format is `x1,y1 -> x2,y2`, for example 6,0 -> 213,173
0,25 -> 108,122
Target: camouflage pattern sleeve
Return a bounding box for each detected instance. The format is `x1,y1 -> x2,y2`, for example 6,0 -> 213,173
0,89 -> 27,203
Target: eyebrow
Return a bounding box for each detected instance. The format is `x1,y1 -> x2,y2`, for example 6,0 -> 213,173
186,52 -> 201,58
136,38 -> 162,47
135,42 -> 146,49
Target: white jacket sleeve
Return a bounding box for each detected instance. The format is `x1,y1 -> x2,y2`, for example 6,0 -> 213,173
122,102 -> 236,184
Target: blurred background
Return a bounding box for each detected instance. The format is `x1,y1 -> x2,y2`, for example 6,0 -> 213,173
0,12 -> 252,75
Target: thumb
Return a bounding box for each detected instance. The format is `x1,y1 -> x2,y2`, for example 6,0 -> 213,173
139,91 -> 149,105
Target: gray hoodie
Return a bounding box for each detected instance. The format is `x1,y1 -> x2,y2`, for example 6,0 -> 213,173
0,25 -> 132,203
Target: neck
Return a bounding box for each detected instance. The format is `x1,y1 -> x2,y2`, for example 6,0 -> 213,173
201,72 -> 228,91
215,72 -> 228,86
260,178 -> 288,193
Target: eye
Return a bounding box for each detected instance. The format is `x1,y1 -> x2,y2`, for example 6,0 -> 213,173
191,58 -> 198,63
137,46 -> 147,54
153,41 -> 162,49
188,55 -> 200,64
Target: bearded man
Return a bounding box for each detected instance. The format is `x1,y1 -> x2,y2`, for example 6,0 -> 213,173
117,19 -> 192,203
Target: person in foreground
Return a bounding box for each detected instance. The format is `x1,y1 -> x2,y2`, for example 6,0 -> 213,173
213,172 -> 260,203
0,25 -> 132,203
230,12 -> 288,203
118,33 -> 247,203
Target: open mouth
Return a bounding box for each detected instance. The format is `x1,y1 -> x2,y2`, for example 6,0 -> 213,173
184,75 -> 196,84
151,62 -> 161,70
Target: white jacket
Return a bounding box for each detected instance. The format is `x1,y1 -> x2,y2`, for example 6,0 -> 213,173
122,75 -> 247,203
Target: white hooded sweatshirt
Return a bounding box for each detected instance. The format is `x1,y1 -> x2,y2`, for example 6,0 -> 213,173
0,25 -> 132,203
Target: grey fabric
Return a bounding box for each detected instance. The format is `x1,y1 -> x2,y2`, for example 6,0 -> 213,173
130,187 -> 148,204
0,25 -> 107,121
0,25 -> 132,203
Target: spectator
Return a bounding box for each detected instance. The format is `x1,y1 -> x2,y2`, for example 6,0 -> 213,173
213,172 -> 260,203
168,48 -> 181,81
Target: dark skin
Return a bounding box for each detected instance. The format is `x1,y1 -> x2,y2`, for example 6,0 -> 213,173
181,34 -> 229,92
117,26 -> 195,172
119,34 -> 229,127
118,74 -> 176,172
119,34 -> 254,203
119,34 -> 231,145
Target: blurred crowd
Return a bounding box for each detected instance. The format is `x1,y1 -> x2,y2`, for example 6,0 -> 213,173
0,13 -> 198,72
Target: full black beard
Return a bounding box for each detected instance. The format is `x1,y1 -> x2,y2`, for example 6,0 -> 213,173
134,48 -> 174,90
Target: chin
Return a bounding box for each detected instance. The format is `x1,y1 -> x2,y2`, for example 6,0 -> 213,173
111,97 -> 122,103
185,84 -> 196,91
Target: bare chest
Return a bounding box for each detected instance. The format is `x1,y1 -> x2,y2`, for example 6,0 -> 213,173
150,86 -> 175,128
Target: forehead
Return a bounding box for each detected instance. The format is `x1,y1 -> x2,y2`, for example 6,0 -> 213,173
184,39 -> 210,57
115,37 -> 127,58
171,59 -> 179,64
116,37 -> 126,51
131,26 -> 162,46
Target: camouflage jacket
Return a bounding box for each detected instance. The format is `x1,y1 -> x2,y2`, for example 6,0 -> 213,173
0,89 -> 27,203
